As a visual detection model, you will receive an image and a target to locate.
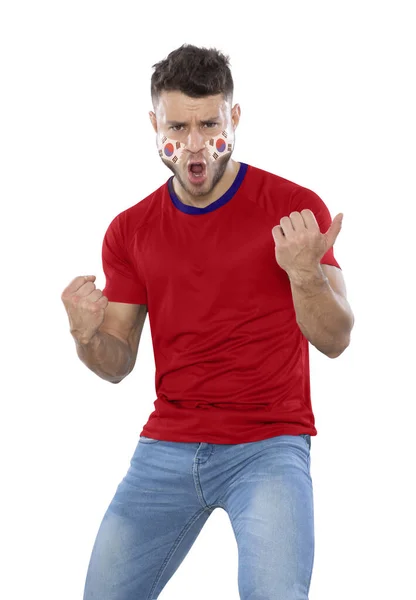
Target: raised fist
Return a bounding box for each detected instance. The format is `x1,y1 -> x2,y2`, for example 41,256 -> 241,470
61,275 -> 108,344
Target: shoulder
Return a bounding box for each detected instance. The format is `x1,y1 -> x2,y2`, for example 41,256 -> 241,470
246,163 -> 301,194
244,163 -> 321,215
105,179 -> 168,242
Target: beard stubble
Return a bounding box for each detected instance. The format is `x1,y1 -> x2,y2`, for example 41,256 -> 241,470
162,153 -> 232,198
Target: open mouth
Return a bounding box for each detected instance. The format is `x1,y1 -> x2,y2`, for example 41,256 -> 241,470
188,162 -> 207,183
189,162 -> 205,176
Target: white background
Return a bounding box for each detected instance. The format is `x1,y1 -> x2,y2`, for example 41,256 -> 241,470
1,1 -> 415,598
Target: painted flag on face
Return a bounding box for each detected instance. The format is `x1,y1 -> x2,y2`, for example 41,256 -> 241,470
216,138 -> 226,153
164,143 -> 174,157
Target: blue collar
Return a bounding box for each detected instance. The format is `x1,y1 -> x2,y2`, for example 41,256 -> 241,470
168,162 -> 248,215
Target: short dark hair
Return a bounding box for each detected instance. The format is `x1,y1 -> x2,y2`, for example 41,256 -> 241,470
151,44 -> 234,107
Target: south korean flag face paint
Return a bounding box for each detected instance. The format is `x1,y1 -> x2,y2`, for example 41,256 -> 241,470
205,129 -> 235,162
157,128 -> 235,165
157,133 -> 186,164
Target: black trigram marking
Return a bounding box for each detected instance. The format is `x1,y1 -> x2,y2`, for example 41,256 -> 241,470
213,152 -> 218,160
161,135 -> 167,143
172,155 -> 178,163
209,138 -> 214,146
159,149 -> 163,157
176,141 -> 181,149
227,144 -> 232,151
222,130 -> 228,138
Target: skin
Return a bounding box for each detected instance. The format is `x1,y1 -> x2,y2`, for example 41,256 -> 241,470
272,211 -> 354,357
61,275 -> 147,383
149,91 -> 241,208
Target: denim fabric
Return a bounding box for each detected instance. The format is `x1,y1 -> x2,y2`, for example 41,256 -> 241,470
83,433 -> 313,599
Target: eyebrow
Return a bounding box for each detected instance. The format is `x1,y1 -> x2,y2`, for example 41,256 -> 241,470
166,117 -> 220,126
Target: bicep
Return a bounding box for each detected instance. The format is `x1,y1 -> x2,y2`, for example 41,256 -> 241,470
99,301 -> 148,362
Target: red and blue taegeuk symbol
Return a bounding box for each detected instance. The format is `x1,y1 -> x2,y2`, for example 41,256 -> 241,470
216,138 -> 226,152
164,143 -> 174,157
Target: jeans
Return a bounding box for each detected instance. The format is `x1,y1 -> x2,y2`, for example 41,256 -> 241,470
83,433 -> 314,600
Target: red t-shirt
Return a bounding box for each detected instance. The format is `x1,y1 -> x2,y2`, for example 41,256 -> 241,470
102,162 -> 340,443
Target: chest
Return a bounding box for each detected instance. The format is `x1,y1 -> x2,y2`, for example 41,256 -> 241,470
136,215 -> 292,309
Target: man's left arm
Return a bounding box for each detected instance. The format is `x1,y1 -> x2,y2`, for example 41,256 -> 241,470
289,263 -> 354,358
272,209 -> 354,359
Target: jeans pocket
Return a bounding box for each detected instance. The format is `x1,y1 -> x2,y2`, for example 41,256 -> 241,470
139,436 -> 161,444
299,434 -> 311,450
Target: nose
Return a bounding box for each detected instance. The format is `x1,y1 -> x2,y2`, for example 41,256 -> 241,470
185,127 -> 206,154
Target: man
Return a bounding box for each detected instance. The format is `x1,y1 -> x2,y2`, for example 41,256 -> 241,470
62,44 -> 354,600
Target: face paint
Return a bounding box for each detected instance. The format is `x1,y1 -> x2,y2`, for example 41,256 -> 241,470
205,130 -> 234,162
157,128 -> 234,164
157,134 -> 186,164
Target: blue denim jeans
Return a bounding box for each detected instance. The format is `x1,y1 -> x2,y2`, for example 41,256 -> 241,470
83,433 -> 314,599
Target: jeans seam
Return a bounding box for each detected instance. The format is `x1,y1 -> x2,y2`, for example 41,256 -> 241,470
148,507 -> 209,599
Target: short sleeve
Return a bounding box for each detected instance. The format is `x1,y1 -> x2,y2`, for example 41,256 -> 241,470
290,186 -> 341,269
101,214 -> 148,304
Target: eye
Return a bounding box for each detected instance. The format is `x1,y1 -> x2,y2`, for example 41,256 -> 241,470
170,125 -> 184,132
204,122 -> 218,128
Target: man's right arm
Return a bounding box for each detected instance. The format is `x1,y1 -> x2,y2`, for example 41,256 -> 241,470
74,302 -> 148,384
62,275 -> 148,383
74,330 -> 134,384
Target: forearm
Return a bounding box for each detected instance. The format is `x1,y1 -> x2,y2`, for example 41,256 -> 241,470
73,330 -> 133,383
289,266 -> 354,358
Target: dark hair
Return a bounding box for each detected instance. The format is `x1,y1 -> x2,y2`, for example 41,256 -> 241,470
151,44 -> 233,106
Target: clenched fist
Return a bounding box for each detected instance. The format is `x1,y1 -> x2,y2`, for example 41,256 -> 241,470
61,275 -> 109,344
271,209 -> 343,278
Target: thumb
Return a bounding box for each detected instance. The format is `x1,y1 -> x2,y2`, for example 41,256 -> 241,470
324,213 -> 343,249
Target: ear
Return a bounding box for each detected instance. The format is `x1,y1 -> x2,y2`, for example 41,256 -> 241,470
149,111 -> 157,133
231,103 -> 241,129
